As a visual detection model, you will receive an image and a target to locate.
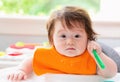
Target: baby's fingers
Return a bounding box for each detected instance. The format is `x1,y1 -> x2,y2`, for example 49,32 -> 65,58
17,73 -> 27,80
7,73 -> 14,80
12,73 -> 20,81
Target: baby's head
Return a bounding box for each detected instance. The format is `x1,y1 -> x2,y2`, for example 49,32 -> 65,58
47,6 -> 96,45
46,6 -> 97,57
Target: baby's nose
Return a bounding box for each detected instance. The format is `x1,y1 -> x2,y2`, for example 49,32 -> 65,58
66,38 -> 74,45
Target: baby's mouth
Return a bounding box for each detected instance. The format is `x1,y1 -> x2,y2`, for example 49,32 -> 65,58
66,48 -> 75,50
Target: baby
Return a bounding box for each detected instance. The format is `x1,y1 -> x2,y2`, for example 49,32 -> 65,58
7,6 -> 117,81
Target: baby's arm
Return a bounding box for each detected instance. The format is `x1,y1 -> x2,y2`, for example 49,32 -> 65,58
87,41 -> 117,78
7,56 -> 33,81
96,52 -> 117,78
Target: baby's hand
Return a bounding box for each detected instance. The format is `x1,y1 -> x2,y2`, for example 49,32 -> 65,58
87,41 -> 102,57
7,69 -> 27,81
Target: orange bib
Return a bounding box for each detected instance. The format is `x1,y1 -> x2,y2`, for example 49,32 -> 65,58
33,47 -> 96,75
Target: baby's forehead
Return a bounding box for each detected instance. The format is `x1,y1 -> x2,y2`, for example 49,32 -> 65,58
54,21 -> 85,32
60,20 -> 85,29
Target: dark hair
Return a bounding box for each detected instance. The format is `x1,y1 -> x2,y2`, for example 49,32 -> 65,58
46,6 -> 97,45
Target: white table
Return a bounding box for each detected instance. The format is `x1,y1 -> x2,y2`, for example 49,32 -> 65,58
0,54 -> 32,69
0,67 -> 120,82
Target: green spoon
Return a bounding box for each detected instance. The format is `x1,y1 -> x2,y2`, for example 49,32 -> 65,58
92,49 -> 105,69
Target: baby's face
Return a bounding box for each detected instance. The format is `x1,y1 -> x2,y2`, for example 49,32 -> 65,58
53,21 -> 88,57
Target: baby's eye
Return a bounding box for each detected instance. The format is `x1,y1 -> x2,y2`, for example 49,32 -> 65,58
74,34 -> 81,38
60,35 -> 66,38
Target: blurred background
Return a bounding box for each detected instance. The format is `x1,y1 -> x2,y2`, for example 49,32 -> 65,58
0,0 -> 99,16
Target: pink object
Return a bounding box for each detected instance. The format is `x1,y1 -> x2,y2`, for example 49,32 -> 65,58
10,44 -> 35,49
8,52 -> 22,56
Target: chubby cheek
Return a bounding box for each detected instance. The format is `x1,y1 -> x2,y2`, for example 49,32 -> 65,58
76,41 -> 88,53
55,45 -> 64,54
53,40 -> 65,53
77,44 -> 86,53
54,40 -> 65,50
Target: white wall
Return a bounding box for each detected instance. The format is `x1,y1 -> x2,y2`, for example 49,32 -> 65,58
0,16 -> 120,38
99,0 -> 120,20
0,16 -> 47,36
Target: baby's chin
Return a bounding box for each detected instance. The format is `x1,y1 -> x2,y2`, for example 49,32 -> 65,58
62,53 -> 81,57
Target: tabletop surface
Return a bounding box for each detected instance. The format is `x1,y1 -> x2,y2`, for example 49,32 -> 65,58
0,67 -> 120,82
